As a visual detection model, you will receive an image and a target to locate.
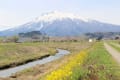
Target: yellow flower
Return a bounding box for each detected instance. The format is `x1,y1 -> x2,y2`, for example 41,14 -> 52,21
45,50 -> 87,80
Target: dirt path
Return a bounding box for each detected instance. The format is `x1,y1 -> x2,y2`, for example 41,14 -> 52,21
104,43 -> 120,64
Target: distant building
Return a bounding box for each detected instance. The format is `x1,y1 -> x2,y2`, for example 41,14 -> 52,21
89,39 -> 93,42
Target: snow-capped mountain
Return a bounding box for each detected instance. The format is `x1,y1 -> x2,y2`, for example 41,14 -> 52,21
33,11 -> 88,22
0,11 -> 120,36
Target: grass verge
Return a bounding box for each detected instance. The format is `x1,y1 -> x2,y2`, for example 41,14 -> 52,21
77,42 -> 120,80
108,42 -> 120,52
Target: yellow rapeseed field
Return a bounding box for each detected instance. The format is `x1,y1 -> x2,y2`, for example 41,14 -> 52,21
45,51 -> 87,80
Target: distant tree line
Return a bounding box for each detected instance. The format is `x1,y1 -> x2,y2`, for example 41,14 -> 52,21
18,31 -> 49,42
85,32 -> 120,40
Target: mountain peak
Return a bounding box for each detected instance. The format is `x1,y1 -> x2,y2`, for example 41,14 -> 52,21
34,11 -> 88,22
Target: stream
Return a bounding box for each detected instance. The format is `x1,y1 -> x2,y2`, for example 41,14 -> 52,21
0,49 -> 70,78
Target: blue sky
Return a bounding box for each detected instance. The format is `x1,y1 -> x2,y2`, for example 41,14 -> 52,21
0,0 -> 120,29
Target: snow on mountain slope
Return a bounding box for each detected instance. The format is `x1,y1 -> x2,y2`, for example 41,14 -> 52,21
33,11 -> 88,22
0,11 -> 120,36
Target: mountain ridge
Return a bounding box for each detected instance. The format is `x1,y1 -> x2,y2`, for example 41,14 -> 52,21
0,11 -> 120,36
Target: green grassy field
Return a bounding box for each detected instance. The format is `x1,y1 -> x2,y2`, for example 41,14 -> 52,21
39,42 -> 120,80
77,42 -> 120,80
0,41 -> 120,80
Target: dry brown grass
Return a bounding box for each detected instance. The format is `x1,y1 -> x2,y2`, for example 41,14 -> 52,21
2,41 -> 92,80
0,42 -> 57,69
